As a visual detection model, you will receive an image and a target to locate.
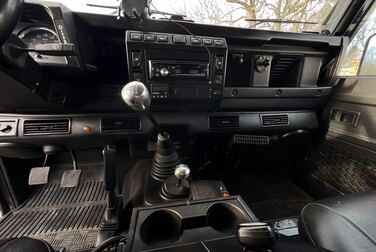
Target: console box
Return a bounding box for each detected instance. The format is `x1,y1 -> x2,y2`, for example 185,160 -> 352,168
125,196 -> 257,252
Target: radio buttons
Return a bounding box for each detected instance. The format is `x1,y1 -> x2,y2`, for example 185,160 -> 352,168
144,34 -> 156,42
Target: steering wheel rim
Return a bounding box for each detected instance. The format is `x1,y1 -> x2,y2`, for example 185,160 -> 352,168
0,0 -> 24,46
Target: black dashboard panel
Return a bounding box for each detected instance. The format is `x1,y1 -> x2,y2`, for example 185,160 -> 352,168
0,1 -> 348,145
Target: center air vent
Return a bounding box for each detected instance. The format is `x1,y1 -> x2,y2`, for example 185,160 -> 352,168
102,117 -> 141,132
261,114 -> 289,127
209,116 -> 239,129
23,119 -> 70,135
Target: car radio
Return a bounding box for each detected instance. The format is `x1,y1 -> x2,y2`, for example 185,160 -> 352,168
149,60 -> 209,81
125,30 -> 227,102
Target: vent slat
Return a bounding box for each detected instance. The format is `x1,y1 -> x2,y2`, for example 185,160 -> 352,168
261,114 -> 289,127
23,119 -> 70,135
209,116 -> 239,130
101,117 -> 141,132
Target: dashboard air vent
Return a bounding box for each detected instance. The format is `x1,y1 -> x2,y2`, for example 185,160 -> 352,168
23,119 -> 70,135
102,117 -> 141,132
209,116 -> 239,129
261,114 -> 289,127
269,55 -> 301,86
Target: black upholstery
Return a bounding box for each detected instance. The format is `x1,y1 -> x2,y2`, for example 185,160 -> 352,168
299,190 -> 376,252
0,237 -> 54,252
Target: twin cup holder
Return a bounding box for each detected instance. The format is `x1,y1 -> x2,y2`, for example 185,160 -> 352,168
139,202 -> 249,246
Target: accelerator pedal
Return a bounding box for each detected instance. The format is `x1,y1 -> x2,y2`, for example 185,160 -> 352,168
60,150 -> 81,188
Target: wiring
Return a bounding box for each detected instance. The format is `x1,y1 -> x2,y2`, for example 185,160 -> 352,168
149,2 -> 211,64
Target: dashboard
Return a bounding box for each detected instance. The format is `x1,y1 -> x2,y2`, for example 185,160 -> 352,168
0,1 -> 347,145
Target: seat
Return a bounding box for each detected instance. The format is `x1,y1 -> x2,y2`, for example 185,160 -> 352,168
0,237 -> 54,252
299,190 -> 376,252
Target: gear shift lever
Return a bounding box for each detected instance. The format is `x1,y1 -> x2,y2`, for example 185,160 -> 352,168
121,81 -> 181,181
121,81 -> 165,137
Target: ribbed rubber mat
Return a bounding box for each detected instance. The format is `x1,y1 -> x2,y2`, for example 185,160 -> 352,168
307,141 -> 376,193
0,181 -> 106,251
247,181 -> 312,221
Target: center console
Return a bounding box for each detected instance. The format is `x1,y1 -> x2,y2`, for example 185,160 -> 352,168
125,31 -> 227,103
126,196 -> 256,252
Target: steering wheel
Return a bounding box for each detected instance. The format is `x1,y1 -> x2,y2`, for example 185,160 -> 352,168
0,0 -> 24,46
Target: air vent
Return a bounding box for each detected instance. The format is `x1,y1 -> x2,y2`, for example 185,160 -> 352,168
24,119 -> 70,135
209,116 -> 239,129
261,114 -> 289,127
102,117 -> 141,132
269,55 -> 301,87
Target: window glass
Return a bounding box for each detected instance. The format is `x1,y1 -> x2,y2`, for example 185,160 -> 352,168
151,0 -> 338,33
359,35 -> 376,75
338,3 -> 376,76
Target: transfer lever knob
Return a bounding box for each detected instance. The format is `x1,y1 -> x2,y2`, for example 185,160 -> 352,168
174,164 -> 190,181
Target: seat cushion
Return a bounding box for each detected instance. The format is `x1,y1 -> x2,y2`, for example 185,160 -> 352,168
299,190 -> 376,252
0,237 -> 54,252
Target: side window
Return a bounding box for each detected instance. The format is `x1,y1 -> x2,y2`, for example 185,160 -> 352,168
338,3 -> 376,76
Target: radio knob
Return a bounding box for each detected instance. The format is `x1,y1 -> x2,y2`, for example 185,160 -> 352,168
160,68 -> 170,77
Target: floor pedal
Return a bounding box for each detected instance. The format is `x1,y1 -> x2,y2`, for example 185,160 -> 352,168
60,169 -> 81,188
60,149 -> 81,188
28,166 -> 50,185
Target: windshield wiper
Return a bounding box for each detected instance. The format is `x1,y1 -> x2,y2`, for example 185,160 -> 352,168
245,18 -> 318,25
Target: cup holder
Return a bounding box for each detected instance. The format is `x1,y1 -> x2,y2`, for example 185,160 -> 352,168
207,202 -> 249,234
140,210 -> 182,246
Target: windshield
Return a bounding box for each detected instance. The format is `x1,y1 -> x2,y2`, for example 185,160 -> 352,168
151,0 -> 338,33
35,0 -> 339,33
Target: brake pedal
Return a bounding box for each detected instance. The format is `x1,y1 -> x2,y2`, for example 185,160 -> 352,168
29,166 -> 50,185
60,149 -> 81,188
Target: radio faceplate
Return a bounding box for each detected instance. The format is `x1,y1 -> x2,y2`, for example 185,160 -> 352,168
126,30 -> 227,103
148,60 -> 209,81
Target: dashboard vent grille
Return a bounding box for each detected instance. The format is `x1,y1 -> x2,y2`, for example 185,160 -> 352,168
261,114 -> 289,127
209,116 -> 239,129
269,55 -> 300,86
23,119 -> 70,135
102,117 -> 141,132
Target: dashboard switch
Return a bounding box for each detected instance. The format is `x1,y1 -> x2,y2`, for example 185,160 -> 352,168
144,34 -> 156,42
215,56 -> 224,71
190,37 -> 202,45
130,32 -> 142,41
157,34 -> 168,42
203,38 -> 213,45
131,51 -> 142,67
214,39 -> 225,46
173,35 -> 187,44
214,75 -> 223,85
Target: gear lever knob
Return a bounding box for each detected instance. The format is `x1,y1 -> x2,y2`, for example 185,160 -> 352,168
121,81 -> 151,112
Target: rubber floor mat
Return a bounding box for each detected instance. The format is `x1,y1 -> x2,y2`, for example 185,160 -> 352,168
0,181 -> 106,251
306,141 -> 376,194
224,175 -> 312,221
